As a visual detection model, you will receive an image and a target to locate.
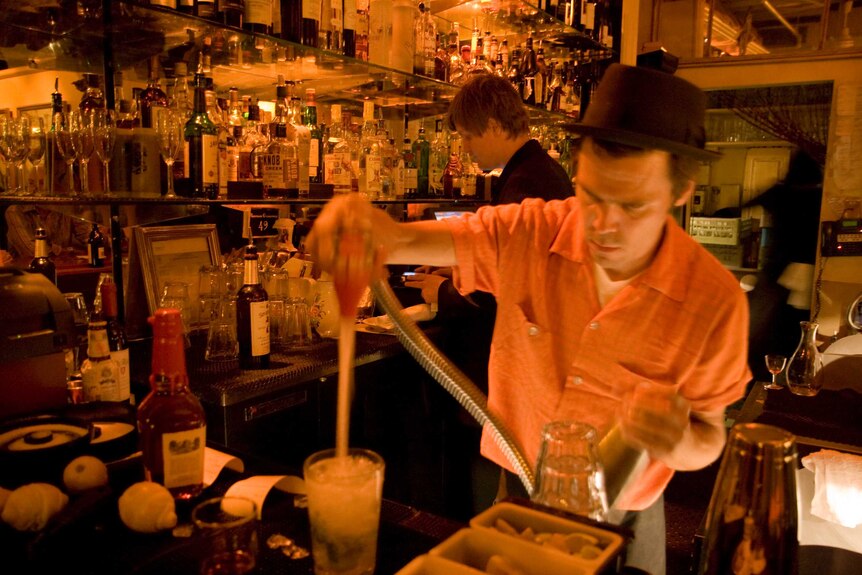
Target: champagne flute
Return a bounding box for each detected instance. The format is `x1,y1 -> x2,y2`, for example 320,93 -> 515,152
92,108 -> 116,195
25,116 -> 46,195
54,112 -> 78,196
1,116 -> 28,194
764,354 -> 787,390
155,109 -> 183,199
70,110 -> 95,196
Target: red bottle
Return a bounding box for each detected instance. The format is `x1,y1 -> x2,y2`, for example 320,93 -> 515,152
137,308 -> 206,500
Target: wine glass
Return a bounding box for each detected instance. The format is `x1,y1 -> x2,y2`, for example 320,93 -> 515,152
764,354 -> 787,390
70,110 -> 95,196
1,116 -> 28,194
25,116 -> 46,195
155,109 -> 184,199
92,108 -> 116,195
54,111 -> 78,196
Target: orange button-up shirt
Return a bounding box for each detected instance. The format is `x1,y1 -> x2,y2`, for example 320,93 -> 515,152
445,197 -> 751,510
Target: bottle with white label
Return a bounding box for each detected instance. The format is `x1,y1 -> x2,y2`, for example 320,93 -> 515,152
81,321 -> 121,402
236,242 -> 270,369
100,280 -> 131,403
138,308 -> 206,500
184,69 -> 219,199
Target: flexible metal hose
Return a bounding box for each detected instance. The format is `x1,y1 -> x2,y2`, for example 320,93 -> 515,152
371,279 -> 536,494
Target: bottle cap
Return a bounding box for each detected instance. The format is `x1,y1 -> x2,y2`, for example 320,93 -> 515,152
35,227 -> 47,240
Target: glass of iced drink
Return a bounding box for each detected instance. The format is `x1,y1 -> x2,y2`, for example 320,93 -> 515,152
304,448 -> 385,575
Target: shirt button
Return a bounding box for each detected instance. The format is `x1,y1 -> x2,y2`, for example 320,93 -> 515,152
589,321 -> 600,330
527,325 -> 540,337
573,376 -> 583,385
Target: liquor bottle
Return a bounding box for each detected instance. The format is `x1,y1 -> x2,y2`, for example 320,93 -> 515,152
354,0 -> 369,61
243,0 -> 272,35
257,80 -> 291,195
218,0 -> 244,27
239,99 -> 267,181
301,0 -> 320,47
195,0 -> 217,18
412,122 -> 430,197
29,227 -> 56,284
81,320 -> 121,402
329,0 -> 343,53
507,48 -> 524,100
369,0 -> 392,67
318,0 -> 332,49
177,0 -> 194,13
434,33 -> 449,82
139,56 -> 168,129
87,222 -> 106,268
287,91 -> 311,196
184,72 -> 219,199
390,0 -> 413,73
303,88 -> 323,184
442,144 -> 462,198
323,104 -> 352,194
500,38 -> 510,71
413,0 -> 436,77
342,0 -> 357,56
78,73 -> 106,113
236,242 -> 270,369
400,137 -> 417,198
204,81 -> 231,198
137,308 -> 206,500
429,119 -> 447,197
536,45 -> 548,108
520,36 -> 539,105
148,0 -> 178,7
100,280 -> 131,403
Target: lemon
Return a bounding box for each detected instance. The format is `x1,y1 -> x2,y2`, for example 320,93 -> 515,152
62,455 -> 109,493
118,481 -> 177,533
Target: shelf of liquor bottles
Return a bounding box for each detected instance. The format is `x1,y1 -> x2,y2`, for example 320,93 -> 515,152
0,193 -> 489,207
0,0 -> 615,120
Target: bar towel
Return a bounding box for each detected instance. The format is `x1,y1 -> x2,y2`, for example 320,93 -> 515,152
801,449 -> 862,528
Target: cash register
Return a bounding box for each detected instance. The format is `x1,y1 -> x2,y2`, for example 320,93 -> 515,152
0,267 -> 74,419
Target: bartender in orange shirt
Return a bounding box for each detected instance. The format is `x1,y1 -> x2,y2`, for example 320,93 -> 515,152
310,64 -> 751,574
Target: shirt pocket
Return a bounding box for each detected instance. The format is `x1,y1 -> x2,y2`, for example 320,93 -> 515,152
494,302 -> 561,393
578,362 -> 679,404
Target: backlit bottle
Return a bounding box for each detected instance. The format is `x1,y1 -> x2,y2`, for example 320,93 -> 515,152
237,242 -> 270,369
29,227 -> 56,284
412,122 -> 430,197
100,279 -> 131,403
139,56 -> 168,129
137,308 -> 206,500
185,71 -> 219,199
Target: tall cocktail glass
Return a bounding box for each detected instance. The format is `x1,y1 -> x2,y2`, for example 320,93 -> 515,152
304,448 -> 384,575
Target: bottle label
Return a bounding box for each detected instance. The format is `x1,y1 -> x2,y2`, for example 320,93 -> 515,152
111,348 -> 131,402
325,152 -> 352,191
364,155 -> 382,195
244,0 -> 271,25
309,138 -> 320,169
250,300 -> 270,356
82,358 -> 120,402
161,426 -> 206,490
343,0 -> 357,29
202,134 -> 219,185
404,167 -> 418,190
430,165 -> 444,193
302,0 -> 321,21
261,150 -> 285,189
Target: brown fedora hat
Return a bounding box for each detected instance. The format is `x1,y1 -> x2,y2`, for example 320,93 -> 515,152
566,64 -> 720,162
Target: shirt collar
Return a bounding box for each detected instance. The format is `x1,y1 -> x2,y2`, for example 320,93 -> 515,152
549,198 -> 690,302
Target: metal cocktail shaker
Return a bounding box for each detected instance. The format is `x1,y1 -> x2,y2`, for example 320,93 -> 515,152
698,423 -> 798,575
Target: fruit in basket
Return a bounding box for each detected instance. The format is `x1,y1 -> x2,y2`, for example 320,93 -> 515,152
63,455 -> 109,493
118,481 -> 177,533
1,483 -> 69,532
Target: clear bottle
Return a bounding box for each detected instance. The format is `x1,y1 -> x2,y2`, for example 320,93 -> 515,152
369,0 -> 392,67
354,0 -> 369,61
412,122 -> 430,197
87,222 -> 106,268
288,94 -> 311,196
139,56 -> 168,129
442,149 -> 462,199
429,119 -> 448,197
400,137 -> 417,198
137,308 -> 206,500
520,36 -> 539,105
239,99 -> 267,181
205,81 -> 231,198
78,73 -> 106,114
100,279 -> 131,403
81,320 -> 121,402
323,104 -> 353,194
786,321 -> 824,396
184,71 -> 220,199
29,227 -> 56,284
358,100 -> 381,198
257,80 -> 291,195
413,0 -> 436,77
237,242 -> 270,369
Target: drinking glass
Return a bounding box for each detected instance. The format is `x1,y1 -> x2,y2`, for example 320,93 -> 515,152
155,109 -> 184,199
531,420 -> 608,521
284,297 -> 312,348
54,111 -> 78,196
70,110 -> 95,196
25,116 -> 46,195
92,108 -> 116,194
192,496 -> 258,575
205,296 -> 239,362
763,354 -> 786,390
198,265 -> 224,329
1,116 -> 28,194
698,423 -> 798,575
159,281 -> 192,342
304,448 -> 385,575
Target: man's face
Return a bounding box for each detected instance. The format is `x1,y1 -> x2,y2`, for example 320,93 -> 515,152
455,121 -> 507,171
575,140 -> 691,281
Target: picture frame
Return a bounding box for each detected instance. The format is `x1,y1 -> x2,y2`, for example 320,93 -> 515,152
16,103 -> 53,127
126,224 -> 220,338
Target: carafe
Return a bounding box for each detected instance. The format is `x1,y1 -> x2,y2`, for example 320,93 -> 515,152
786,321 -> 823,397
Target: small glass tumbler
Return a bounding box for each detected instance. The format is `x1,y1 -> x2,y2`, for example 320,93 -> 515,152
205,296 -> 239,362
284,297 -> 313,348
698,423 -> 798,575
192,496 -> 258,575
531,420 -> 609,521
198,265 -> 224,329
304,448 -> 385,575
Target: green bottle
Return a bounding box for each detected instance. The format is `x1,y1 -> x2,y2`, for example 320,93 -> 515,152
412,121 -> 431,197
184,72 -> 219,199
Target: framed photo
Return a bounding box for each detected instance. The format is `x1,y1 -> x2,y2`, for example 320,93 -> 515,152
16,103 -> 53,127
129,224 -> 220,335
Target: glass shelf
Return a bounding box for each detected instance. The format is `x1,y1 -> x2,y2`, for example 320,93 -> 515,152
0,193 -> 489,206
